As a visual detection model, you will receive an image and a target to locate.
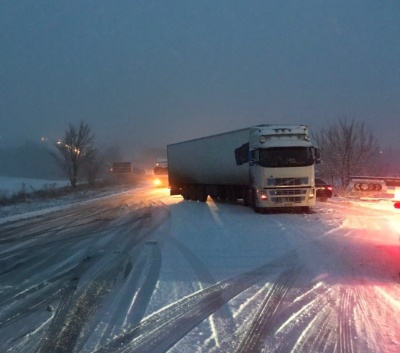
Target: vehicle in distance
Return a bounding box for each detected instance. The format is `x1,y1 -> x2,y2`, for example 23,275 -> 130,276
112,162 -> 132,174
153,158 -> 168,187
315,178 -> 333,202
168,124 -> 320,213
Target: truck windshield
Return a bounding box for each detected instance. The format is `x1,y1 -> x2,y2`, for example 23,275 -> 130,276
258,147 -> 314,168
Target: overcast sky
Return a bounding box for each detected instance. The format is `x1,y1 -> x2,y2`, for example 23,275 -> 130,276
1,0 -> 399,156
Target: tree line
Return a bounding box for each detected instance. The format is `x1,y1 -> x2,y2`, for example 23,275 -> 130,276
50,119 -> 400,192
312,118 -> 400,192
1,119 -> 397,192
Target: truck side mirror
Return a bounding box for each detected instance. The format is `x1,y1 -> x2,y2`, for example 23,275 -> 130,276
252,149 -> 259,162
248,149 -> 259,166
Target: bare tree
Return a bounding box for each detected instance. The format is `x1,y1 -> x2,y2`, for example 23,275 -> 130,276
52,121 -> 97,188
84,147 -> 102,187
312,118 -> 379,191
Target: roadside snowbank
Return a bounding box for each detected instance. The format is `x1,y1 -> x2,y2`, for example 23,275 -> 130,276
0,176 -> 136,222
0,176 -> 69,194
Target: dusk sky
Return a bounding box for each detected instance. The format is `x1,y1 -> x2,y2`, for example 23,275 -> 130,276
1,0 -> 399,157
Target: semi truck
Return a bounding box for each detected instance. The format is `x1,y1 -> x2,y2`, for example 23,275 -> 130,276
168,124 -> 320,212
153,158 -> 168,187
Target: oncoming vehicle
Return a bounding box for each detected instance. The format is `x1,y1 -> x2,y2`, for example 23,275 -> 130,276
315,178 -> 333,202
153,158 -> 168,188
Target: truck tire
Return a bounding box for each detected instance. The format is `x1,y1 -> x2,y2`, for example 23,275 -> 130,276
251,190 -> 261,213
226,187 -> 237,202
243,189 -> 251,206
189,185 -> 198,201
181,186 -> 190,200
218,187 -> 227,201
197,185 -> 208,202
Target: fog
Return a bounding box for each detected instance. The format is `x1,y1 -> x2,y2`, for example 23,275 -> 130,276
1,1 -> 400,177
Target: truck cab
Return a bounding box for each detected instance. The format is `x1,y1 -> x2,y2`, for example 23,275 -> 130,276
247,126 -> 318,211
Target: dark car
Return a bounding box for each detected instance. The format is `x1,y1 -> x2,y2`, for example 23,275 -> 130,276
315,178 -> 333,201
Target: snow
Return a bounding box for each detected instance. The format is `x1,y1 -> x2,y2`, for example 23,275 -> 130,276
0,176 -> 132,222
0,179 -> 400,352
0,176 -> 69,194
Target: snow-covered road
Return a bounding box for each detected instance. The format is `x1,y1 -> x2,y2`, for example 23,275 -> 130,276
0,185 -> 399,352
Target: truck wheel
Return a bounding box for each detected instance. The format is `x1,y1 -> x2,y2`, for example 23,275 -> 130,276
226,187 -> 237,202
181,186 -> 190,200
243,189 -> 251,206
251,190 -> 261,213
197,185 -> 208,202
218,187 -> 227,201
189,186 -> 198,201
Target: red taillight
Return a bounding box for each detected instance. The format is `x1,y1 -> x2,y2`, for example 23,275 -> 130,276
394,202 -> 400,209
326,186 -> 333,191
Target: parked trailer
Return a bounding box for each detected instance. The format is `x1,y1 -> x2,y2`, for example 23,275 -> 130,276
168,125 -> 320,212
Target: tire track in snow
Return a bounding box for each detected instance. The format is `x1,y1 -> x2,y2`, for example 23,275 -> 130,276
166,236 -> 236,347
0,204 -> 151,285
0,197 -> 164,353
0,253 -> 97,351
88,243 -> 162,351
33,203 -> 164,353
284,284 -> 339,353
234,265 -> 300,353
0,192 -> 137,245
337,286 -> 356,353
354,285 -> 389,352
273,282 -> 387,353
91,254 -> 297,353
76,202 -> 168,352
0,203 -> 112,241
36,251 -> 129,353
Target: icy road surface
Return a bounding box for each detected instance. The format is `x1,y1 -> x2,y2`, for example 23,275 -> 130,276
0,185 -> 399,353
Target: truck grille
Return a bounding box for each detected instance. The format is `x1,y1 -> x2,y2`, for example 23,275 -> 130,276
270,189 -> 307,196
268,177 -> 308,186
271,196 -> 305,203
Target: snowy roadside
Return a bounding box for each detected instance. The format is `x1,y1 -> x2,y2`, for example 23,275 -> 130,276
0,178 -> 138,224
1,174 -> 398,224
332,195 -> 400,214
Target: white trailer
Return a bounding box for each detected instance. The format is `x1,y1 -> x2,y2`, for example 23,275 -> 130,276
168,125 -> 320,212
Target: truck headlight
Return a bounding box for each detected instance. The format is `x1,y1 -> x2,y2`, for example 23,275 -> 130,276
154,178 -> 161,186
260,190 -> 268,200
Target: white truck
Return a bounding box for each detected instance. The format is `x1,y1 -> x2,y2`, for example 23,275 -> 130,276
168,124 -> 320,212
